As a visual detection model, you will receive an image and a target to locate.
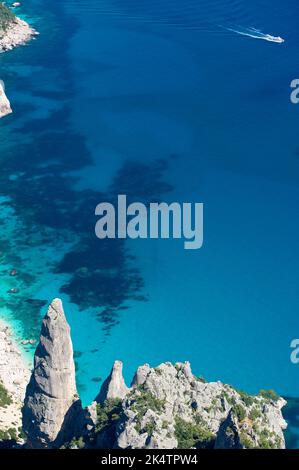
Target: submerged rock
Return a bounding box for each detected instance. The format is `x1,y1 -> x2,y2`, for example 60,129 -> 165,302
22,298 -> 81,448
9,268 -> 18,276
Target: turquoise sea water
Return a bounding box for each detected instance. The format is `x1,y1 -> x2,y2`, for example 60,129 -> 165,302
0,0 -> 298,446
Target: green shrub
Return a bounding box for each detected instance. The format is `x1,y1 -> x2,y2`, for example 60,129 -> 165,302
132,391 -> 166,420
239,431 -> 255,449
258,435 -> 276,449
174,416 -> 215,449
74,437 -> 85,449
237,390 -> 255,407
143,419 -> 155,437
0,4 -> 15,34
0,427 -> 17,441
219,390 -> 236,406
255,427 -> 281,449
259,389 -> 280,402
0,382 -> 12,408
96,398 -> 122,434
60,436 -> 86,449
249,407 -> 262,421
17,427 -> 26,440
232,404 -> 246,422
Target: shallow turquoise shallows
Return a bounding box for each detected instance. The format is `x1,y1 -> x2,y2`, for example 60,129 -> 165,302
0,0 -> 298,447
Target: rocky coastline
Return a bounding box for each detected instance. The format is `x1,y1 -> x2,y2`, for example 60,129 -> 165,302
0,14 -> 37,54
0,4 -> 38,118
0,319 -> 30,440
0,299 -> 288,449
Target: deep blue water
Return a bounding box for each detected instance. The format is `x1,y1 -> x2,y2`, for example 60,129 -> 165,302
0,0 -> 298,447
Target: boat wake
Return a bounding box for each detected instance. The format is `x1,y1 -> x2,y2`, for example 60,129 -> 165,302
221,25 -> 285,43
68,1 -> 285,44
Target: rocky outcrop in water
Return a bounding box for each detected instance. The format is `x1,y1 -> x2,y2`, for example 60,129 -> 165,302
0,80 -> 12,118
0,16 -> 37,53
22,299 -> 81,448
18,298 -> 287,449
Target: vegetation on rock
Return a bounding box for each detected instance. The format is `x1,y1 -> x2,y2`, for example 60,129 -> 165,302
174,416 -> 215,449
0,4 -> 15,35
0,427 -> 18,442
131,388 -> 166,420
0,381 -> 12,408
231,403 -> 247,422
96,398 -> 123,434
259,389 -> 280,402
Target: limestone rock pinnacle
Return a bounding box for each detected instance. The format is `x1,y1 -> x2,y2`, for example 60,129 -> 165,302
22,298 -> 80,448
96,360 -> 129,403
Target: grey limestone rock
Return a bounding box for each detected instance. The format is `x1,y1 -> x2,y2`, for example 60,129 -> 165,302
20,299 -> 288,450
0,80 -> 12,118
96,361 -> 287,449
22,299 -> 81,448
96,360 -> 130,404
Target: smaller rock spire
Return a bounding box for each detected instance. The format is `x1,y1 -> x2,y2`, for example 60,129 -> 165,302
131,363 -> 150,387
96,360 -> 129,403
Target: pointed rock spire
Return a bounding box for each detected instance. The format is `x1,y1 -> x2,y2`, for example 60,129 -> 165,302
22,298 -> 80,448
96,360 -> 129,403
131,363 -> 150,387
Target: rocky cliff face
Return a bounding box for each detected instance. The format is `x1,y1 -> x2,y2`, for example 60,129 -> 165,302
21,299 -> 287,449
22,299 -> 81,448
91,361 -> 287,450
0,321 -> 30,441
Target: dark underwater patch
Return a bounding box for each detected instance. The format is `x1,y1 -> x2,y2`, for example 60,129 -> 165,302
0,0 -> 174,342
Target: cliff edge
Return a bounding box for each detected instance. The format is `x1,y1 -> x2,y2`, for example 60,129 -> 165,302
89,361 -> 287,449
0,298 -> 288,449
20,299 -> 287,449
